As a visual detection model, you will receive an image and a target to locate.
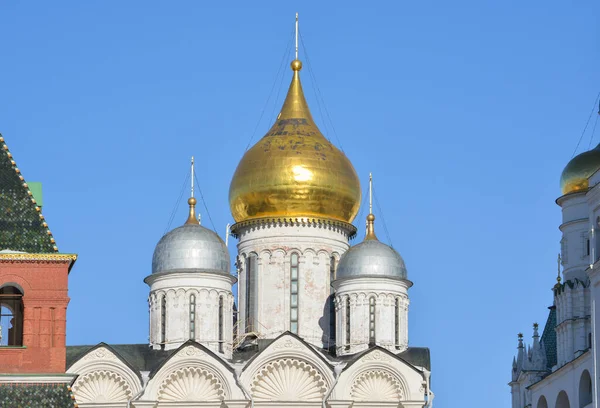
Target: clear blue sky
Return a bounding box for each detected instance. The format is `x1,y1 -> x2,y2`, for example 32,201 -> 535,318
1,1 -> 599,406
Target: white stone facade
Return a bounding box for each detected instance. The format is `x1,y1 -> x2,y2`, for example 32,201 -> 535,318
509,170 -> 600,408
66,216 -> 433,407
145,271 -> 236,357
333,276 -> 410,355
67,333 -> 432,408
233,220 -> 352,349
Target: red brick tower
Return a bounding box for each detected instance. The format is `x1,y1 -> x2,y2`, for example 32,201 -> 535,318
0,133 -> 76,373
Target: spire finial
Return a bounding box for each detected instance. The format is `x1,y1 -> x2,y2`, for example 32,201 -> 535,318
185,156 -> 199,225
295,12 -> 299,61
365,173 -> 378,241
191,156 -> 195,198
554,253 -> 562,289
369,172 -> 373,214
290,13 -> 302,72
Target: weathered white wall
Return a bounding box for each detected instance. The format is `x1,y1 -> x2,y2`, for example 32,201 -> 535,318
334,277 -> 410,356
146,272 -> 235,357
235,221 -> 351,348
67,334 -> 431,407
528,352 -> 592,408
558,193 -> 590,282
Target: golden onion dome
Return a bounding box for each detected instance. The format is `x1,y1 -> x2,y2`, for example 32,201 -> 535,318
229,60 -> 361,223
560,143 -> 600,195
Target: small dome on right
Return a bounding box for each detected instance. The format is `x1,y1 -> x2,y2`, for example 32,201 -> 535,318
560,144 -> 600,195
336,238 -> 407,280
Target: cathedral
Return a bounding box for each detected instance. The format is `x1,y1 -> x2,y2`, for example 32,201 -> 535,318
510,141 -> 600,408
0,21 -> 433,408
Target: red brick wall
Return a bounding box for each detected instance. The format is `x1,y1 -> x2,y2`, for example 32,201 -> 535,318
0,260 -> 70,373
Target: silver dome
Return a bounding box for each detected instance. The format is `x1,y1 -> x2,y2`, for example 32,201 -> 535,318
336,240 -> 407,280
152,224 -> 230,274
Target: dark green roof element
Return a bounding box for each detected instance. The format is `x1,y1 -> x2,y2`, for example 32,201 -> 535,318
0,383 -> 76,408
67,336 -> 431,383
67,343 -> 173,377
541,306 -> 557,370
0,134 -> 57,253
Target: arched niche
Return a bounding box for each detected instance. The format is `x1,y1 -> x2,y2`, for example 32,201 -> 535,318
556,390 -> 570,408
579,370 -> 592,407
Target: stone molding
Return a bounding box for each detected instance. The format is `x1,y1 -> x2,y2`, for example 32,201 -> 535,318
230,217 -> 357,239
72,370 -> 132,403
157,366 -> 225,402
67,346 -> 142,398
350,370 -> 405,401
0,253 -> 77,262
250,358 -> 328,401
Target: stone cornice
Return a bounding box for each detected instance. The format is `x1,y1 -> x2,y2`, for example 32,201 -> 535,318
230,217 -> 357,239
0,253 -> 77,271
0,373 -> 77,384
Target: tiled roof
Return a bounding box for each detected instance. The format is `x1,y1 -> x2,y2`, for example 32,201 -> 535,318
0,134 -> 57,253
67,339 -> 431,378
541,306 -> 557,370
66,343 -> 173,374
0,383 -> 76,408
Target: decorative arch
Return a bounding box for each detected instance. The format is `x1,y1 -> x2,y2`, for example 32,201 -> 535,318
251,358 -> 327,401
144,343 -> 243,400
579,370 -> 592,407
537,395 -> 548,408
66,345 -> 142,397
0,281 -> 25,293
556,391 -> 570,408
0,285 -> 23,346
350,370 -> 405,401
240,334 -> 334,398
157,366 -> 225,402
333,348 -> 423,402
72,370 -> 133,403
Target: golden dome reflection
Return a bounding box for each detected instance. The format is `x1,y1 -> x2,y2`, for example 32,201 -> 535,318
560,144 -> 600,195
228,59 -> 361,223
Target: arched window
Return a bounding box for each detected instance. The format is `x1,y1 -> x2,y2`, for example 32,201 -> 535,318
395,297 -> 400,349
218,295 -> 224,353
160,294 -> 167,349
579,370 -> 592,407
345,297 -> 351,351
290,253 -> 299,334
369,296 -> 376,345
329,256 -> 336,347
0,286 -> 23,347
556,390 -> 570,408
246,254 -> 257,332
189,294 -> 196,340
536,396 -> 548,408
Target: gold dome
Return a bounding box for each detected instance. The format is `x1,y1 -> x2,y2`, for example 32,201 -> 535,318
229,60 -> 361,223
560,143 -> 600,195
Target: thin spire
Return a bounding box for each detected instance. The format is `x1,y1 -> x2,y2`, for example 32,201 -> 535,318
365,173 -> 378,241
554,253 -> 562,289
295,13 -> 299,60
191,156 -> 195,198
185,156 -> 199,225
369,172 -> 373,214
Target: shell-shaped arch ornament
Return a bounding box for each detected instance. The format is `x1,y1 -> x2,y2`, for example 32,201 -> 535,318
350,370 -> 406,401
72,370 -> 133,403
251,358 -> 328,401
157,366 -> 225,402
